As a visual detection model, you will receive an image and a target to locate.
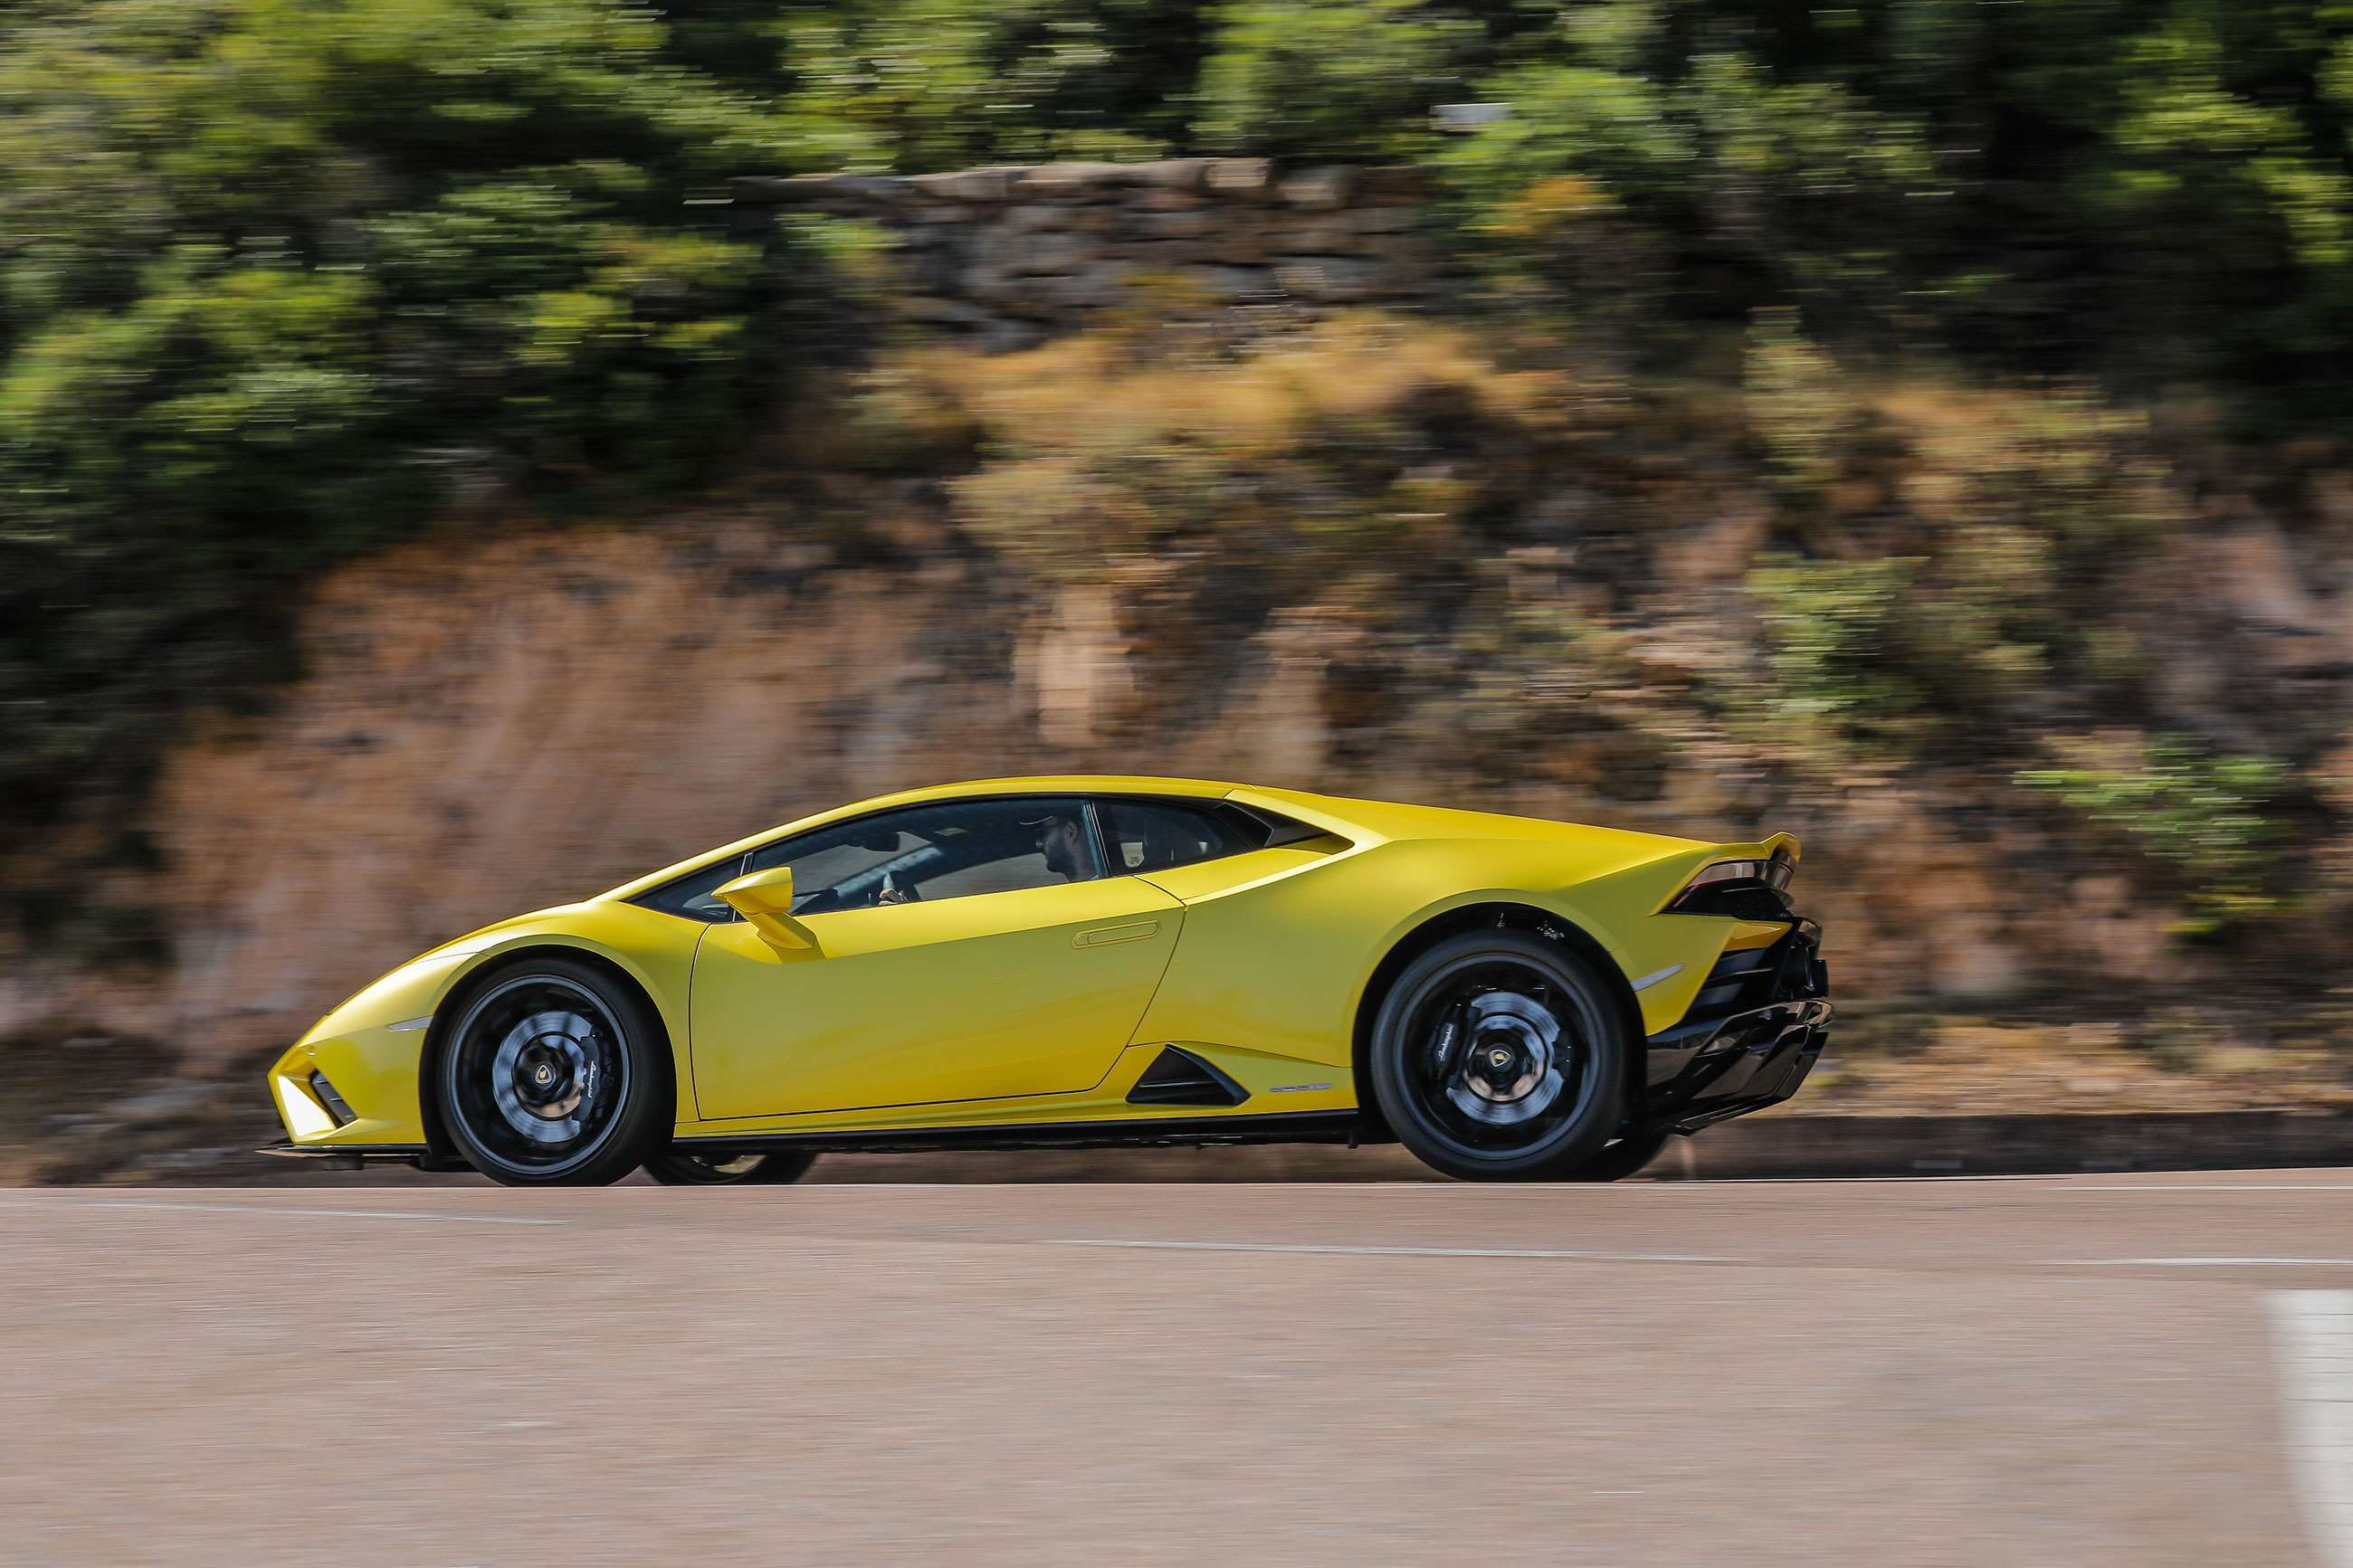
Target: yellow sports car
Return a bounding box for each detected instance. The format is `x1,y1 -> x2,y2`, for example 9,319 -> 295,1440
265,776 -> 1831,1184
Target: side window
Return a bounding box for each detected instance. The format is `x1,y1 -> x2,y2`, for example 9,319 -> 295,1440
634,852 -> 748,922
746,797 -> 1102,912
1098,799 -> 1269,874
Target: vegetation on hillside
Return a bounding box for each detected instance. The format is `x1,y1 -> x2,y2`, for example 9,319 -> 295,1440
4,0 -> 2351,1010
802,313 -> 2343,971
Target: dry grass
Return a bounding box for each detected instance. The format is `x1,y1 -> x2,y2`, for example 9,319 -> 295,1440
901,313 -> 1524,458
7,308 -> 2352,1136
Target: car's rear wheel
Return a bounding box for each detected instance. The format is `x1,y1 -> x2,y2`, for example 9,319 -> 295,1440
642,1148 -> 819,1186
439,958 -> 667,1186
1367,929 -> 1628,1182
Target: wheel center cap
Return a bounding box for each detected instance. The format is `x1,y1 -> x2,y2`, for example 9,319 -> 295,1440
1463,1022 -> 1548,1102
510,1038 -> 584,1115
1437,985 -> 1575,1128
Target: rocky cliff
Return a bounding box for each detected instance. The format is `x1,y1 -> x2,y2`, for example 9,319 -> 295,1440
7,285 -> 2351,1178
735,157 -> 1445,350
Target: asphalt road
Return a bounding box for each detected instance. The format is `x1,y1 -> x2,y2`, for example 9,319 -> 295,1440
5,1172 -> 2350,1567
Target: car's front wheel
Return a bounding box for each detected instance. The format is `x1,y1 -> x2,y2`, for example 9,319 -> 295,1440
438,958 -> 667,1186
642,1148 -> 819,1186
1367,929 -> 1629,1182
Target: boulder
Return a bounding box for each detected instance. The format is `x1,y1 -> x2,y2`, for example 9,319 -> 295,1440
1180,264 -> 1276,300
1205,227 -> 1272,264
997,204 -> 1077,234
897,296 -> 995,329
1265,218 -> 1359,256
959,263 -> 1024,305
1278,166 -> 1355,210
976,318 -> 1044,354
1130,187 -> 1206,213
1272,257 -> 1384,302
1134,207 -> 1215,241
1352,166 -> 1434,204
1351,204 -> 1424,234
1012,162 -> 1126,199
906,202 -> 978,225
1205,157 -> 1275,198
1119,239 -> 1216,272
1124,158 -> 1214,191
735,155 -> 1451,342
912,168 -> 1013,203
1004,231 -> 1097,276
1036,261 -> 1140,311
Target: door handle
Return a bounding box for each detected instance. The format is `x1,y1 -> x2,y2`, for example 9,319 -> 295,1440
1073,920 -> 1159,949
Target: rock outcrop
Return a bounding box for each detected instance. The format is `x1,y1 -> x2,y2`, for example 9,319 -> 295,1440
733,159 -> 1448,348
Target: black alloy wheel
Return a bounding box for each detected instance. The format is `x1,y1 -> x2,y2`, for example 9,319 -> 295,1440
643,1148 -> 820,1186
439,957 -> 666,1186
1368,929 -> 1628,1182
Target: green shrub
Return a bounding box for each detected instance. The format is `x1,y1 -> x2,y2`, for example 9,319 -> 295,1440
1744,530 -> 2077,765
1196,0 -> 1478,162
780,0 -> 1204,172
1743,309 -> 1853,498
1432,0 -> 2353,412
2018,739 -> 2289,932
0,0 -> 818,846
1745,556 -> 1932,754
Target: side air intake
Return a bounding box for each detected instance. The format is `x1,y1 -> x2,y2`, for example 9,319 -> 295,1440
1125,1047 -> 1249,1107
308,1070 -> 356,1126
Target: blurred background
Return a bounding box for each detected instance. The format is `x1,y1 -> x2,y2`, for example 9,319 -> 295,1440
5,0 -> 2353,1181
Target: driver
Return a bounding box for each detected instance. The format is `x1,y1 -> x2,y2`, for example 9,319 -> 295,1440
872,807 -> 1091,905
1027,808 -> 1090,882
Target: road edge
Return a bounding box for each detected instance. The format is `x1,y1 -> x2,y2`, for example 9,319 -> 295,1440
801,1107 -> 2353,1183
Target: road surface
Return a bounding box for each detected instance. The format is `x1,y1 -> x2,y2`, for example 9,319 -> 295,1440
5,1171 -> 2349,1566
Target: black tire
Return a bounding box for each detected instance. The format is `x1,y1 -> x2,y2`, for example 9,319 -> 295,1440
1565,1130 -> 1673,1183
643,1149 -> 819,1186
1367,929 -> 1629,1182
437,956 -> 669,1187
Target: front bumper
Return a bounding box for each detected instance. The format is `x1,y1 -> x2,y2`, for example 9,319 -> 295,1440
258,1141 -> 449,1169
264,1019 -> 434,1152
1635,919 -> 1832,1135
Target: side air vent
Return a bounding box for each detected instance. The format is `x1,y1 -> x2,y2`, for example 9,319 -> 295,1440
1125,1047 -> 1250,1107
309,1070 -> 356,1126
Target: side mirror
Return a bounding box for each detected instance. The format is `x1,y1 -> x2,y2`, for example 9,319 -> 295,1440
716,866 -> 817,952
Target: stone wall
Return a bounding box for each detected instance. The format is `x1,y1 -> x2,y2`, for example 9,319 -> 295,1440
730,159 -> 1447,349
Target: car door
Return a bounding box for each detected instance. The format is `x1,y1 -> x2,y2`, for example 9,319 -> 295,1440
1097,794 -> 1359,1066
689,797 -> 1184,1121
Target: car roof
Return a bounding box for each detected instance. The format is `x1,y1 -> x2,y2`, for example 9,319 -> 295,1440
863,774 -> 1243,808
601,774 -> 1720,908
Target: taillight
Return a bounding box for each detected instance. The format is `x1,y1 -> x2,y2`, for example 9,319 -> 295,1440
1666,849 -> 1797,916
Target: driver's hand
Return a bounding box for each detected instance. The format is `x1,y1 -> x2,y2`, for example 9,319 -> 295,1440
876,873 -> 911,905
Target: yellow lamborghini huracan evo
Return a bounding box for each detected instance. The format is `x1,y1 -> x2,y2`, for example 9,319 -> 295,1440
265,776 -> 1831,1184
